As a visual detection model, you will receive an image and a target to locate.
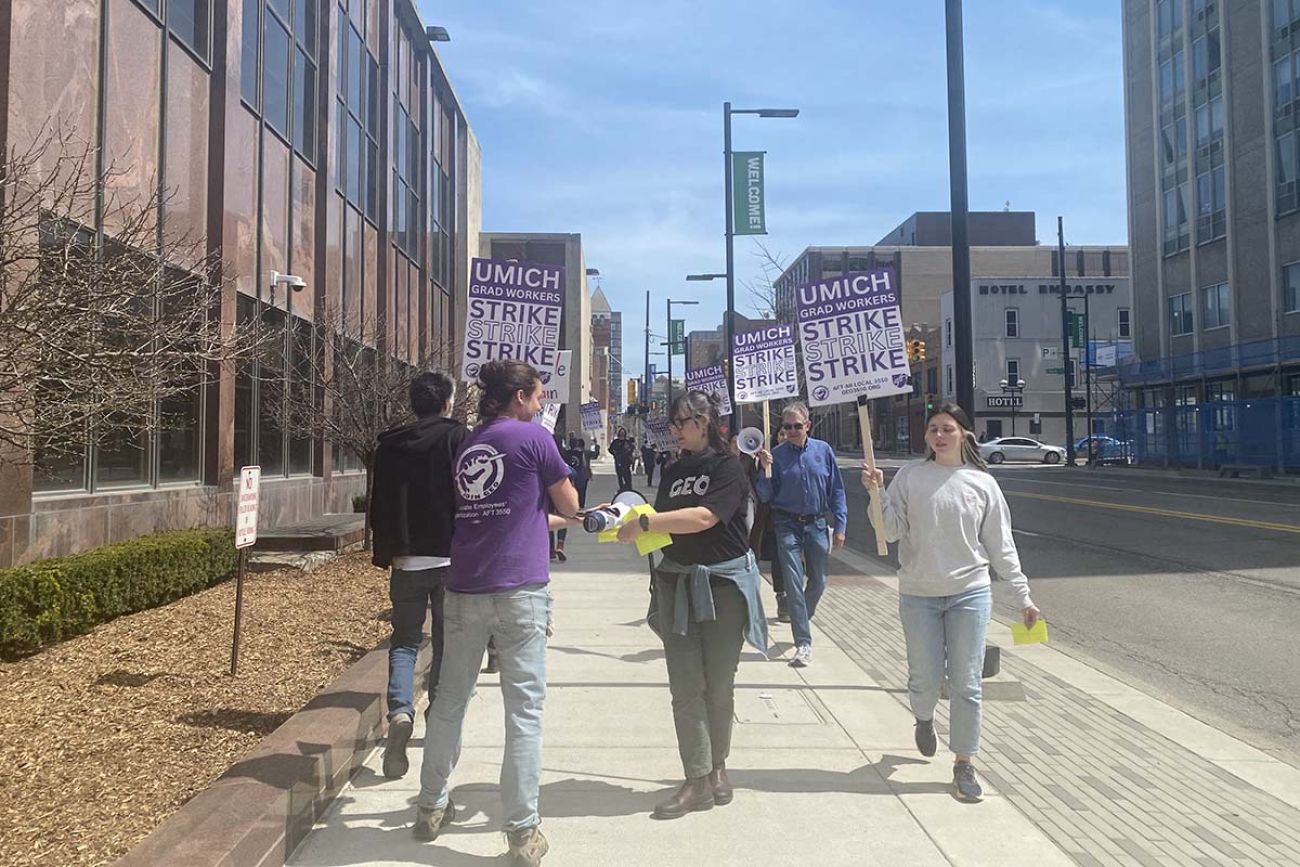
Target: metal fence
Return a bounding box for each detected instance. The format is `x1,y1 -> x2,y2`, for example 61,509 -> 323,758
1115,336 -> 1300,387
1100,397 -> 1300,471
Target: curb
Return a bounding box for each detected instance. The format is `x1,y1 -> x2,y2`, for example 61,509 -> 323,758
116,638 -> 425,867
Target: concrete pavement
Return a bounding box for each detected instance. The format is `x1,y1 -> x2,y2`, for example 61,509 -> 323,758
289,464 -> 1300,866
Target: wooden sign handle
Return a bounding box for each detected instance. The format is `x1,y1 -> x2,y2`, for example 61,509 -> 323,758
856,401 -> 889,556
762,400 -> 772,477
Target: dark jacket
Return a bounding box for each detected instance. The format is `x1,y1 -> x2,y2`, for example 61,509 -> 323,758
370,415 -> 466,568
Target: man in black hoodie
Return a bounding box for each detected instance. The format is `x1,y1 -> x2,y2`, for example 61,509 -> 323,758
370,371 -> 465,779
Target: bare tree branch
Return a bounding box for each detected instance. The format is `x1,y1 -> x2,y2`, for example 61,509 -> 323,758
0,125 -> 267,472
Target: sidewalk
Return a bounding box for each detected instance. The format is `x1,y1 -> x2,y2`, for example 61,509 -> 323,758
288,466 -> 1300,866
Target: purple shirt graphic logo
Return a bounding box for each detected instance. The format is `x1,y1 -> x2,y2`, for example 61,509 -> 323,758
456,444 -> 507,500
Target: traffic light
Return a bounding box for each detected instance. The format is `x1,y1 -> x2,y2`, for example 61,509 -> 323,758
925,393 -> 936,411
627,378 -> 638,405
915,339 -> 926,363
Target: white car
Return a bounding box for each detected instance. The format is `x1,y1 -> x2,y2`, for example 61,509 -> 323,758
979,437 -> 1067,465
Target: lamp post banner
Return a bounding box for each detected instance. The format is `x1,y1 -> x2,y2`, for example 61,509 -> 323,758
460,257 -> 564,382
540,349 -> 571,405
795,266 -> 910,407
732,322 -> 799,404
731,151 -> 766,236
580,400 -> 603,431
684,363 -> 734,416
669,319 -> 685,353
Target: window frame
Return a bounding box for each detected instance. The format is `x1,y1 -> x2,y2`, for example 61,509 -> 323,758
1004,308 -> 1019,338
1168,292 -> 1194,336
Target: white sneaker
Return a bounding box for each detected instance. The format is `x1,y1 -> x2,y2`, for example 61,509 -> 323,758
789,645 -> 812,668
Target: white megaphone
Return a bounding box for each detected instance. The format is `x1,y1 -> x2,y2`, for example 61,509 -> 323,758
736,427 -> 766,455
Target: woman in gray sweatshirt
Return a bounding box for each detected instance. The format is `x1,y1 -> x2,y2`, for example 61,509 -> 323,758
863,403 -> 1041,803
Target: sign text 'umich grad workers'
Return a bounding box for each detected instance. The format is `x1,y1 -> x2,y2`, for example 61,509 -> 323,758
795,266 -> 910,407
460,257 -> 564,381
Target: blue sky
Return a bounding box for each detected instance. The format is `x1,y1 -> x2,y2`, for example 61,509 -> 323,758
421,0 -> 1126,390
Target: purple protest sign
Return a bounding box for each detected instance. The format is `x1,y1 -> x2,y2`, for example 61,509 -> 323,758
460,257 -> 564,382
733,323 -> 799,404
795,266 -> 909,407
684,364 -> 733,416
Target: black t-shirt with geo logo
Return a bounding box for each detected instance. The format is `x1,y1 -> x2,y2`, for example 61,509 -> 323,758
653,449 -> 750,566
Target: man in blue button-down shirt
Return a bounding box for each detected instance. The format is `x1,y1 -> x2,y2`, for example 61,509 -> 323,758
755,402 -> 848,668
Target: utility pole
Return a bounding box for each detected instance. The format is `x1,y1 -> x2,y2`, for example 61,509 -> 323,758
643,290 -> 650,414
1059,217 -> 1076,464
946,0 -> 974,416
723,102 -> 738,432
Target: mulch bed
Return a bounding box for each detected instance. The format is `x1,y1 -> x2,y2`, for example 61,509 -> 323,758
0,554 -> 392,867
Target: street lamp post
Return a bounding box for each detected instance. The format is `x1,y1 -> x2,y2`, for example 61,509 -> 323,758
999,378 -> 1027,436
666,298 -> 699,409
723,104 -> 798,432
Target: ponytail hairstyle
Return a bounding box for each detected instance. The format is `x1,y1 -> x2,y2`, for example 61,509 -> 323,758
669,390 -> 728,454
476,359 -> 541,421
923,402 -> 988,471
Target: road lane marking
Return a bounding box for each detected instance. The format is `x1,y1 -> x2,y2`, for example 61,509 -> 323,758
997,475 -> 1290,508
1005,490 -> 1300,535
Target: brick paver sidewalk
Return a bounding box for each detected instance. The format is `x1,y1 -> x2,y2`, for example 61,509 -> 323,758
812,559 -> 1300,867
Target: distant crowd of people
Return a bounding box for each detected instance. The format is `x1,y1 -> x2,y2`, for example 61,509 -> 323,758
369,358 -> 1041,865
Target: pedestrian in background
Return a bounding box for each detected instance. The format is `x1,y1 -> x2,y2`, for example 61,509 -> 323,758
755,402 -> 848,668
862,402 -> 1041,804
553,433 -> 591,562
643,439 -> 659,486
619,391 -> 768,820
413,359 -> 578,866
610,426 -> 635,491
370,371 -> 465,779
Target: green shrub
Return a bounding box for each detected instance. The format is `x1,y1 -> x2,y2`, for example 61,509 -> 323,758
0,527 -> 236,660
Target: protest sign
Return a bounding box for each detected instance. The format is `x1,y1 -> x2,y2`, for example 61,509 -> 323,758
645,417 -> 675,451
580,400 -> 602,432
795,267 -> 909,408
732,323 -> 799,404
460,257 -> 564,382
533,402 -> 561,433
684,364 -> 733,416
540,350 -> 571,405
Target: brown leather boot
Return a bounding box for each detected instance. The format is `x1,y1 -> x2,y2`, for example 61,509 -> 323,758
652,776 -> 715,819
708,764 -> 733,805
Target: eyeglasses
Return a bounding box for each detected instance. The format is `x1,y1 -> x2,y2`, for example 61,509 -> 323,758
669,416 -> 695,430
782,422 -> 805,431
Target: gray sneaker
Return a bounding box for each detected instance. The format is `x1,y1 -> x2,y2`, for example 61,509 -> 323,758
506,824 -> 549,866
383,713 -> 414,779
953,762 -> 983,802
914,719 -> 937,758
789,645 -> 812,668
412,799 -> 456,841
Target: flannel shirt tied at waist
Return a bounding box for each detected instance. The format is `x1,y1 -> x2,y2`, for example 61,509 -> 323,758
649,551 -> 769,655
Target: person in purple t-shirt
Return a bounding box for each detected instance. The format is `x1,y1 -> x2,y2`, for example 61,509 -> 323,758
413,360 -> 578,866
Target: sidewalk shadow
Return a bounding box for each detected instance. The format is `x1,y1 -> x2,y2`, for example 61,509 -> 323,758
548,644 -> 663,664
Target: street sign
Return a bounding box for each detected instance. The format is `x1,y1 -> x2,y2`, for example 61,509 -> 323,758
1046,367 -> 1065,375
1069,312 -> 1085,348
235,466 -> 261,549
669,319 -> 685,354
1096,344 -> 1118,367
987,395 -> 1024,409
1040,346 -> 1059,361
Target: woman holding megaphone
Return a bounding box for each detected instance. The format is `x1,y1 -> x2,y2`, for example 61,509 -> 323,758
616,391 -> 769,819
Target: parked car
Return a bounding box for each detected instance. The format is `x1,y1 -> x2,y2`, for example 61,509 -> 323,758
979,437 -> 1068,464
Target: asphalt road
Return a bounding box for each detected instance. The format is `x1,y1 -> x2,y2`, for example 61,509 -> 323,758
838,459 -> 1300,768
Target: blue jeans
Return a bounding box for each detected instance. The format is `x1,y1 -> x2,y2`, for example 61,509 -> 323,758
387,567 -> 446,722
774,517 -> 830,648
418,585 -> 551,832
898,586 -> 992,757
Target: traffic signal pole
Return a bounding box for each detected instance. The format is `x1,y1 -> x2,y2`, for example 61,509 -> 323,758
1059,217 -> 1076,465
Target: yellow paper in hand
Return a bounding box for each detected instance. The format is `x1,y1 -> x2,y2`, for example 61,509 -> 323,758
1011,619 -> 1049,646
597,505 -> 673,555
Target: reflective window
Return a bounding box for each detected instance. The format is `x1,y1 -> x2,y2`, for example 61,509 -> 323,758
1201,282 -> 1231,329
1169,293 -> 1194,335
1119,308 -> 1131,339
240,0 -> 260,106
1284,261 -> 1300,312
263,13 -> 291,137
169,0 -> 210,59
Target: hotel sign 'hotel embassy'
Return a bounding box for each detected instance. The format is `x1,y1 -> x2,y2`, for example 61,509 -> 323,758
941,277 -> 1134,443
